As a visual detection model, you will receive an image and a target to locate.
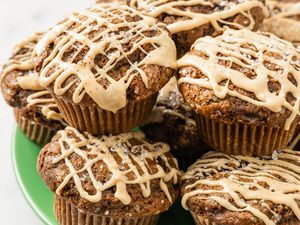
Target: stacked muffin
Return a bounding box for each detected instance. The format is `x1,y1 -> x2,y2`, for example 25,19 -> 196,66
3,0 -> 300,225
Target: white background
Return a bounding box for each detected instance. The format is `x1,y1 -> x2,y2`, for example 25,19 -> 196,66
0,0 -> 91,224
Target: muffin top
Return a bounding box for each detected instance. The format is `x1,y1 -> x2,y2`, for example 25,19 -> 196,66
261,0 -> 300,44
181,150 -> 300,225
37,126 -> 180,216
145,77 -> 196,125
0,33 -> 63,125
34,3 -> 177,113
127,0 -> 268,34
178,28 -> 300,130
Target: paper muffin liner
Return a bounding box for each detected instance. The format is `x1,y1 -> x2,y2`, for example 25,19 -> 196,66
54,195 -> 160,225
190,213 -> 216,225
53,94 -> 158,135
14,108 -> 57,146
194,114 -> 297,156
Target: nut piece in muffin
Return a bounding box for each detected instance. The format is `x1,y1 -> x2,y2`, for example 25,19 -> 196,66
34,3 -> 177,135
37,127 -> 181,225
178,28 -> 300,156
0,33 -> 64,146
181,150 -> 300,225
261,0 -> 300,47
128,0 -> 268,57
142,77 -> 212,171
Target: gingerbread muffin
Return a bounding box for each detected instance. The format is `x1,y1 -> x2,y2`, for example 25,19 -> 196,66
178,29 -> 300,156
128,0 -> 268,56
37,127 -> 181,225
142,77 -> 211,171
289,126 -> 300,150
1,33 -> 64,145
261,0 -> 300,46
34,4 -> 177,135
181,150 -> 300,225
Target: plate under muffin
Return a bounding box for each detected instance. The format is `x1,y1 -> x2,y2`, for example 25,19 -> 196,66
12,126 -> 194,225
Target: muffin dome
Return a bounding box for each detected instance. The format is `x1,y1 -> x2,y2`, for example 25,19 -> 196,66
37,126 -> 180,217
178,29 -> 300,129
261,0 -> 300,45
178,29 -> 300,155
0,33 -> 64,145
128,0 -> 268,56
33,3 -> 177,135
181,150 -> 300,225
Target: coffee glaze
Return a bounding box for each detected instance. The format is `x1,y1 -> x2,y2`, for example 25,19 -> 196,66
182,150 -> 300,225
128,0 -> 268,34
261,0 -> 300,43
51,127 -> 180,205
33,4 -> 177,113
0,32 -> 63,122
178,29 -> 300,130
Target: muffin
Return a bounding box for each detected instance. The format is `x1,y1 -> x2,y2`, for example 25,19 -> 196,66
128,0 -> 268,56
37,126 -> 181,225
142,77 -> 211,171
1,33 -> 64,145
178,29 -> 300,156
289,125 -> 300,150
261,0 -> 300,46
33,4 -> 177,135
181,150 -> 300,225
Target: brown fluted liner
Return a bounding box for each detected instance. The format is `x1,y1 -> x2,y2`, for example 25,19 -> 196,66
54,195 -> 160,225
53,94 -> 158,135
191,214 -> 216,225
194,114 -> 297,156
14,108 -> 56,146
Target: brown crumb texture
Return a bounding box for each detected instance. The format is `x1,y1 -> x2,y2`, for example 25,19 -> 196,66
179,32 -> 300,128
37,128 -> 180,217
128,0 -> 267,56
142,91 -> 212,170
34,6 -> 175,106
181,150 -> 300,225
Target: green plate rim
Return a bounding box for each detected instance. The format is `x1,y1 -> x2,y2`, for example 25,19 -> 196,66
12,126 -> 51,225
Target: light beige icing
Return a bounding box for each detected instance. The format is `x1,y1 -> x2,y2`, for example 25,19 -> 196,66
182,150 -> 300,225
262,0 -> 300,43
27,90 -> 64,123
33,4 -> 177,113
1,32 -> 44,91
51,127 -> 180,204
129,0 -> 268,34
178,29 -> 300,130
0,32 -> 63,122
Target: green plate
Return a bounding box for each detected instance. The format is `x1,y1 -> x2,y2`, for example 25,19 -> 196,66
12,126 -> 195,225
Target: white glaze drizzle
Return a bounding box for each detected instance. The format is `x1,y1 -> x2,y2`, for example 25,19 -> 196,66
182,150 -> 300,225
52,127 -> 180,204
261,0 -> 300,43
178,29 -> 300,130
129,0 -> 268,34
33,4 -> 177,113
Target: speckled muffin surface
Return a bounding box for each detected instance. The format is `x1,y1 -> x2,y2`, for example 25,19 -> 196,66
0,33 -> 64,145
181,150 -> 300,225
261,0 -> 300,45
178,28 -> 300,156
33,3 -> 177,135
142,77 -> 211,170
127,0 -> 268,56
37,127 -> 180,218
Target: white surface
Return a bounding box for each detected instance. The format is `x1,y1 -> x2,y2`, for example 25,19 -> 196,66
0,0 -> 91,224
